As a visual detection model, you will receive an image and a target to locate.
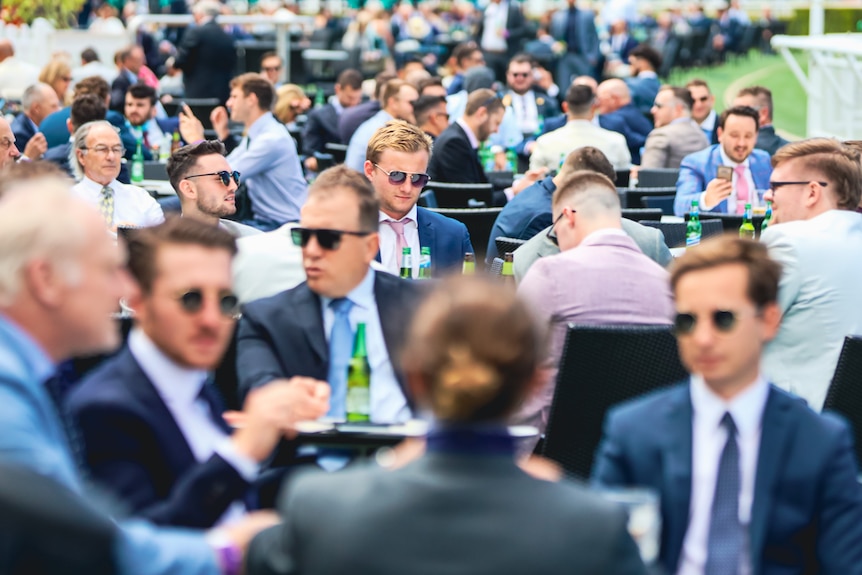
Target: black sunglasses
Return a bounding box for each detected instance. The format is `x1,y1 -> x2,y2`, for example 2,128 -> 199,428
185,170 -> 241,187
674,310 -> 740,335
768,180 -> 828,192
176,289 -> 240,318
291,227 -> 372,250
373,164 -> 431,188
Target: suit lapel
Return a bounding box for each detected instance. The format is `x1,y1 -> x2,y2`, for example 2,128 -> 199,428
661,385 -> 694,571
416,208 -> 435,268
373,274 -> 414,408
291,284 -> 328,362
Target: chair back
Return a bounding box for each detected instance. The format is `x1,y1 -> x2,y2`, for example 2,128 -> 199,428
621,207 -> 663,221
486,170 -> 514,191
642,194 -> 675,215
823,336 -> 862,467
324,142 -> 348,164
143,162 -> 168,181
637,168 -> 680,188
619,186 -> 678,209
428,207 -> 502,262
214,324 -> 242,411
614,169 -> 631,188
495,236 -> 527,257
542,325 -> 688,478
693,212 -> 764,237
168,98 -> 220,130
639,218 -> 723,248
424,181 -> 494,208
417,189 -> 438,209
313,151 -> 335,172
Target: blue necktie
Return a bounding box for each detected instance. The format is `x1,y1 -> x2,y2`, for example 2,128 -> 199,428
326,298 -> 354,419
705,412 -> 744,575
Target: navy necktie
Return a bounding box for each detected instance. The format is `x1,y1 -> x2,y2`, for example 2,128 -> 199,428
326,298 -> 354,420
705,412 -> 744,575
198,377 -> 232,435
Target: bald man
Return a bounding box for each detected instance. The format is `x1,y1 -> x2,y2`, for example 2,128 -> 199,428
0,117 -> 21,170
596,79 -> 653,164
0,40 -> 40,100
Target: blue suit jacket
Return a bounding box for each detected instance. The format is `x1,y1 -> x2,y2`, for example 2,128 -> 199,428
674,144 -> 773,216
11,112 -> 36,153
486,176 -> 555,262
416,207 -> 473,275
625,75 -> 661,116
601,103 -> 653,164
593,383 -> 862,575
66,347 -> 250,529
549,8 -> 600,66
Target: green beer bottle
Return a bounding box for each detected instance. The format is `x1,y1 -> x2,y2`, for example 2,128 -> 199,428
314,89 -> 325,108
131,138 -> 144,184
761,200 -> 773,232
462,252 -> 475,275
400,247 -> 412,279
686,200 -> 702,247
418,246 -> 432,279
501,252 -> 515,285
739,203 -> 756,240
345,322 -> 370,423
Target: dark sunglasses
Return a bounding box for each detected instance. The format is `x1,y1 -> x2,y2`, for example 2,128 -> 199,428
185,171 -> 241,187
176,289 -> 240,318
768,180 -> 828,192
694,96 -> 710,103
291,227 -> 372,250
674,310 -> 741,335
373,164 -> 431,188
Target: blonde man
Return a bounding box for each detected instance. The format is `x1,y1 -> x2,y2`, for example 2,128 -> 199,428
364,120 -> 473,277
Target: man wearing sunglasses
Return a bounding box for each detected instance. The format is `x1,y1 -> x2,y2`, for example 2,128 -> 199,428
593,235 -> 862,574
758,139 -> 862,411
68,217 -> 329,528
686,79 -> 719,145
237,166 -> 423,425
365,121 -> 472,277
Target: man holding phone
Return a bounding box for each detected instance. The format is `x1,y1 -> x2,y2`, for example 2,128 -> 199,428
673,106 -> 772,216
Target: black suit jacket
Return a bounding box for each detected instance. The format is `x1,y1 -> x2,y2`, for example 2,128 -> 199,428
756,125 -> 790,156
302,102 -> 341,156
10,113 -> 36,154
236,271 -> 424,404
66,347 -> 250,528
428,123 -> 486,185
175,19 -> 237,103
109,70 -> 134,114
475,1 -> 527,56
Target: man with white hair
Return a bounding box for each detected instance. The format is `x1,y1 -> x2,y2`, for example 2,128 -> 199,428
11,83 -> 59,160
175,0 -> 237,103
0,117 -> 21,170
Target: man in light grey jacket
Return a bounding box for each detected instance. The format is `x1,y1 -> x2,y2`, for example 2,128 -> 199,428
640,86 -> 709,170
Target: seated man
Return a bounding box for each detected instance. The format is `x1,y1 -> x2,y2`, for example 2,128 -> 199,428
124,82 -> 179,160
686,79 -> 719,144
70,120 -> 164,229
236,166 -> 424,420
11,82 -> 57,160
365,120 -> 472,276
413,95 -> 450,141
674,105 -> 772,216
595,79 -> 653,164
641,86 -> 710,169
733,85 -> 789,156
44,93 -> 107,177
302,68 -> 363,172
593,235 -> 862,574
67,217 -> 328,528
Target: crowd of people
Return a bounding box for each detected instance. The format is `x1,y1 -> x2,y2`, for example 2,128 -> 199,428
0,0 -> 861,574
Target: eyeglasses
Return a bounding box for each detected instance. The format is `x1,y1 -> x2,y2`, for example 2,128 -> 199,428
673,309 -> 758,335
768,180 -> 828,192
262,66 -> 281,72
509,71 -> 531,78
82,145 -> 125,156
373,164 -> 431,188
291,227 -> 372,250
176,289 -> 240,318
546,209 -> 575,246
694,96 -> 710,103
652,102 -> 668,109
434,111 -> 450,121
185,171 -> 241,187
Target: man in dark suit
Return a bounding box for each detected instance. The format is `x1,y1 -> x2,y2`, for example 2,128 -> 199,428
175,1 -> 237,104
427,89 -> 507,205
302,68 -> 363,172
364,120 -> 473,276
124,83 -> 180,161
734,85 -> 789,156
625,44 -> 662,115
550,0 -> 600,85
237,166 -> 424,420
66,218 -> 328,528
593,235 -> 862,574
476,0 -> 527,82
11,82 -> 57,160
596,78 -> 653,164
109,45 -> 145,113
338,71 -> 396,145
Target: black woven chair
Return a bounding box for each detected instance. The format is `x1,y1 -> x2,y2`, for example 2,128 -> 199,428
614,169 -> 631,188
417,189 -> 438,208
637,168 -> 680,188
489,257 -> 504,276
164,98 -> 220,130
541,325 -> 688,478
143,162 -> 168,181
639,219 -> 723,248
619,187 -> 678,209
486,170 -> 514,190
823,336 -> 862,467
324,142 -> 348,164
642,194 -> 675,215
691,212 -> 765,237
424,182 -> 494,208
495,236 -> 527,257
428,207 -> 502,262
621,207 -> 663,221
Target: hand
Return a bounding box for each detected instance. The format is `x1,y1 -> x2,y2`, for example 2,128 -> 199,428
304,156 -> 318,172
518,455 -> 563,482
533,67 -> 554,92
179,103 -> 205,144
23,132 -> 47,160
214,510 -> 280,552
511,167 -> 547,196
210,106 -> 230,140
703,177 -> 733,209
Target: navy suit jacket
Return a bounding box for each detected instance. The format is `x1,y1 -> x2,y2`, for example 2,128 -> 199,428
601,103 -> 653,164
428,123 -> 486,185
486,175 -> 555,262
416,207 -> 473,274
11,113 -> 36,154
66,347 -> 250,528
302,102 -> 341,156
625,75 -> 661,116
236,271 -> 425,403
593,383 -> 862,575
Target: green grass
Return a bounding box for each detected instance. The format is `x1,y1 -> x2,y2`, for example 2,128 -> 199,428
668,51 -> 809,139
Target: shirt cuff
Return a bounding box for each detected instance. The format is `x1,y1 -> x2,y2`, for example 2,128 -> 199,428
214,437 -> 259,482
504,187 -> 515,202
546,84 -> 560,98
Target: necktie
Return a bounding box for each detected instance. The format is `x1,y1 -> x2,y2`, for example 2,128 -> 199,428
326,298 -> 355,419
705,412 -> 744,575
44,372 -> 87,482
734,165 -> 749,214
198,377 -> 232,435
99,185 -> 114,227
386,219 -> 411,274
142,129 -> 151,151
567,7 -> 580,52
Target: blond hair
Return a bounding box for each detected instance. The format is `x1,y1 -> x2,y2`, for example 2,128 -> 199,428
273,83 -> 307,123
772,138 -> 862,210
365,120 -> 433,166
39,57 -> 72,104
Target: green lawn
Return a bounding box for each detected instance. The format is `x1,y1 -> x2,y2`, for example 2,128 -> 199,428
668,51 -> 809,139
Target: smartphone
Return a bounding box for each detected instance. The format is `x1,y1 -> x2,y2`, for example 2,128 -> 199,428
716,166 -> 733,182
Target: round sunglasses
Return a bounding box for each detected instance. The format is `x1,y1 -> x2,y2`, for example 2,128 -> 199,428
291,227 -> 372,251
373,164 -> 431,188
175,289 -> 240,318
674,310 -> 746,335
185,170 -> 241,187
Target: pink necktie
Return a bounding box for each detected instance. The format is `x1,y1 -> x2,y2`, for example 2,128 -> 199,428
386,219 -> 410,270
734,164 -> 749,214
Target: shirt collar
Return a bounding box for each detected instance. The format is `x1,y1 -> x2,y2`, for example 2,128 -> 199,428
320,267 -> 376,313
718,145 -> 750,168
456,118 -> 480,149
331,97 -> 344,115
637,70 -> 658,79
247,112 -> 277,139
0,313 -> 56,385
379,203 -> 418,224
700,109 -> 717,131
128,328 -> 208,407
690,373 -> 769,438
79,176 -> 119,194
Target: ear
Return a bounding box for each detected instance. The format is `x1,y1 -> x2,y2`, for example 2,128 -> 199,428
178,178 -> 196,200
804,180 -> 821,208
23,259 -> 67,308
760,301 -> 781,342
363,159 -> 375,181
716,126 -> 724,142
363,232 -> 380,263
66,118 -> 73,133
561,101 -> 568,114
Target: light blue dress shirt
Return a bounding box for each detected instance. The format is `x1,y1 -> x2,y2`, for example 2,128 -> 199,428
0,314 -> 219,575
345,109 -> 392,173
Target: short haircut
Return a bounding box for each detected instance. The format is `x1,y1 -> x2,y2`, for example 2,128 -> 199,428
127,82 -> 157,105
366,119 -> 433,166
374,71 -> 398,101
630,44 -> 662,71
260,51 -> 281,64
417,76 -> 444,95
70,93 -> 107,130
70,120 -> 118,180
453,42 -> 480,66
685,78 -> 711,93
718,105 -> 760,131
308,165 -> 379,232
336,68 -> 363,90
0,161 -> 71,199
81,47 -> 99,63
412,95 -> 447,126
165,140 -> 227,193
565,83 -> 596,116
21,83 -> 51,112
737,85 -> 774,121
507,53 -> 534,69
670,235 -> 781,307
465,88 -> 502,116
552,170 -> 621,218
380,79 -> 411,107
73,75 -> 110,101
772,138 -> 862,210
126,216 -> 237,294
660,85 -> 694,112
559,146 -> 617,182
230,73 -> 275,111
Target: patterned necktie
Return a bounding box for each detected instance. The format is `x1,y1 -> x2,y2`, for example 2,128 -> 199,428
386,219 -> 411,274
99,185 -> 114,226
326,298 -> 355,420
734,165 -> 749,214
705,412 -> 744,575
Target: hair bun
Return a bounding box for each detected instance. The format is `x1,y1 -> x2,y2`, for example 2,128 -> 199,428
433,345 -> 500,420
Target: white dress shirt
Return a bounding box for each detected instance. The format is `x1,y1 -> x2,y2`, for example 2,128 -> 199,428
128,329 -> 258,525
677,374 -> 769,575
378,205 -> 420,278
509,90 -> 539,135
71,177 -> 165,228
481,0 -> 509,52
699,109 -> 717,138
320,269 -> 411,423
698,146 -> 757,213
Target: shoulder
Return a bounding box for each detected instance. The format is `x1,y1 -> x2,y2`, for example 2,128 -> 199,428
749,148 -> 772,165
417,207 -> 468,231
770,386 -> 850,441
606,383 -> 688,430
242,283 -> 309,319
66,351 -> 140,413
681,145 -> 717,167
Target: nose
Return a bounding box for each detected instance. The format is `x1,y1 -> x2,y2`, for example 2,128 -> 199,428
763,188 -> 774,203
303,234 -> 324,258
690,314 -> 717,347
198,296 -> 225,327
399,178 -> 413,194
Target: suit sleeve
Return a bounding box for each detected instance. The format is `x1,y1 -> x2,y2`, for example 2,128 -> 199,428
761,228 -> 802,316
429,135 -> 476,183
174,25 -> 201,72
591,407 -> 634,487
640,131 -> 670,169
301,112 -> 324,157
673,155 -> 706,216
236,308 -> 289,397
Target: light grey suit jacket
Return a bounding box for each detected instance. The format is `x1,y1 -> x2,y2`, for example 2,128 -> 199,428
639,119 -> 710,170
232,223 -> 305,304
761,209 -> 862,411
246,453 -> 647,575
513,218 -> 673,282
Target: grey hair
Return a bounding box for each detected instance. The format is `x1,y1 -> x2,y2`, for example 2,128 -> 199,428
193,0 -> 221,17
69,120 -> 118,181
21,82 -> 53,112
